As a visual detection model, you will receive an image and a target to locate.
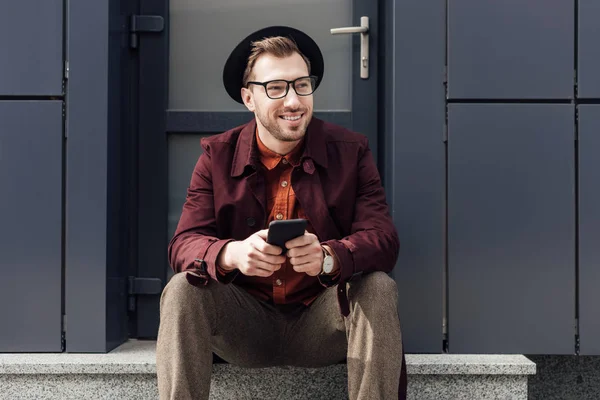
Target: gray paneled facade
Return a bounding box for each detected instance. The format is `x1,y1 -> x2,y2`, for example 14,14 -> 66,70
1,0 -> 600,361
578,1 -> 600,98
447,0 -> 574,99
0,101 -> 63,351
447,104 -> 575,354
578,105 -> 600,355
0,0 -> 63,95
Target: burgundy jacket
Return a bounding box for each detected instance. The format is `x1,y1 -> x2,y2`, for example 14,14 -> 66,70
168,117 -> 407,398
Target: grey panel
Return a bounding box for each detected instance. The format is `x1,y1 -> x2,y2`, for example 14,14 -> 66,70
578,1 -> 600,98
66,0 -> 110,352
578,105 -> 600,355
384,0 -> 446,352
0,101 -> 63,351
448,104 -> 574,354
0,0 -> 63,95
448,0 -> 574,99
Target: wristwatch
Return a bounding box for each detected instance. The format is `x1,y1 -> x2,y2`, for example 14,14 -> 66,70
321,246 -> 335,275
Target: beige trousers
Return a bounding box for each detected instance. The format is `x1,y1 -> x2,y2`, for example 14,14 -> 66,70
156,271 -> 403,400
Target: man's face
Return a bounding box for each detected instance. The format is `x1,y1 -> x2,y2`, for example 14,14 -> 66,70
241,52 -> 314,144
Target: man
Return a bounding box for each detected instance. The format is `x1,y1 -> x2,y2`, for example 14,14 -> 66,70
157,26 -> 407,400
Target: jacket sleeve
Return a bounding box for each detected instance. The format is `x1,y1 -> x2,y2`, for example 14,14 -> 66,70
167,143 -> 237,284
323,138 -> 399,283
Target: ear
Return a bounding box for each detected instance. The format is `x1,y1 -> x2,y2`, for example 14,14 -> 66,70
241,88 -> 255,112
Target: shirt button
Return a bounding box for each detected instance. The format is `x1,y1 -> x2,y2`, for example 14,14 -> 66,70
275,213 -> 283,220
282,159 -> 288,165
275,279 -> 283,286
281,180 -> 288,188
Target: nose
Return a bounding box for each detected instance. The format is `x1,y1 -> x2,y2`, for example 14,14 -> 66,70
283,84 -> 301,108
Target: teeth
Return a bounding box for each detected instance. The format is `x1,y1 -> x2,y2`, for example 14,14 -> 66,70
282,115 -> 301,121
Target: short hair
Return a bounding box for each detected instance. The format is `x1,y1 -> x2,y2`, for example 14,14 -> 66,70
242,36 -> 311,87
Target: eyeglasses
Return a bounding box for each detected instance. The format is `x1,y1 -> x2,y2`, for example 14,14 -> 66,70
246,76 -> 318,99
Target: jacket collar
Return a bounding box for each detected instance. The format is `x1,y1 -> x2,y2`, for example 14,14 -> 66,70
231,117 -> 328,177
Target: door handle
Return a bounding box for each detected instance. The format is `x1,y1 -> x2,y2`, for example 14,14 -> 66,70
330,16 -> 369,79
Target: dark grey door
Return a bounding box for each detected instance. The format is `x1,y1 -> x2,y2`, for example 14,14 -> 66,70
136,0 -> 379,338
0,0 -> 64,352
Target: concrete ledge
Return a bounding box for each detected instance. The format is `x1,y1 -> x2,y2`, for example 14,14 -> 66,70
0,340 -> 535,376
0,340 -> 537,400
408,354 -> 535,375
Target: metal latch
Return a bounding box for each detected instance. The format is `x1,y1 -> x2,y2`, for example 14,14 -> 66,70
128,277 -> 163,311
129,15 -> 164,49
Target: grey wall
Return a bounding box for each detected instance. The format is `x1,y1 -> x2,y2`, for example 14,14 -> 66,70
0,0 -> 64,352
383,0 -> 598,355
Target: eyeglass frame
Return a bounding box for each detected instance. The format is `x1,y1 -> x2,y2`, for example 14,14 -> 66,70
245,75 -> 318,99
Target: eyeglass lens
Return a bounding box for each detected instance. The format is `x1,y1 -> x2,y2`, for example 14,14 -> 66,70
266,77 -> 315,98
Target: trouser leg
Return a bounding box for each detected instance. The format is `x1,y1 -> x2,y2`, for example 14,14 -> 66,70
345,272 -> 403,400
156,272 -> 286,400
284,272 -> 403,400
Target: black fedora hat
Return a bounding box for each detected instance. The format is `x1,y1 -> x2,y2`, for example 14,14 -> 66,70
223,26 -> 324,104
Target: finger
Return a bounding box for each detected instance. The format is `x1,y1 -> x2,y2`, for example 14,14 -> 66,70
285,232 -> 316,249
289,253 -> 319,266
287,243 -> 321,259
292,261 -> 321,276
247,260 -> 281,275
251,251 -> 286,265
251,238 -> 283,256
254,229 -> 269,240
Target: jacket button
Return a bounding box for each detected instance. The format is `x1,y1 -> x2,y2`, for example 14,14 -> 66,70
246,217 -> 256,227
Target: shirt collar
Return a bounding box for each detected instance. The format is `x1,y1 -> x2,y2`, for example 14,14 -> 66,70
255,128 -> 303,170
231,117 -> 328,177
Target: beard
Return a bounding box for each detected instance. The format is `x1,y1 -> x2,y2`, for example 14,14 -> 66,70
255,105 -> 312,142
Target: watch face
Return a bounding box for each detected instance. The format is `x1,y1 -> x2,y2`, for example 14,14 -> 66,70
323,256 -> 334,274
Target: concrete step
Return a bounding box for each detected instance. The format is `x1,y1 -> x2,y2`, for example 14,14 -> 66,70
0,340 -> 536,400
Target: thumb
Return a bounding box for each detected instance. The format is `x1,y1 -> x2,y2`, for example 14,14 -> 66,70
255,229 -> 269,240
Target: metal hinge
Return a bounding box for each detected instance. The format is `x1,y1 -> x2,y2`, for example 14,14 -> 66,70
128,276 -> 163,312
129,15 -> 164,49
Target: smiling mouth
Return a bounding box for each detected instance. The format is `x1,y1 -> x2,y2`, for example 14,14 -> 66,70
280,114 -> 303,121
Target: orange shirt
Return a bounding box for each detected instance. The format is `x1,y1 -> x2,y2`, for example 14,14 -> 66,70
219,130 -> 337,307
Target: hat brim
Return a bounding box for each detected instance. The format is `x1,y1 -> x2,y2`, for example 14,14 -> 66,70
223,26 -> 324,104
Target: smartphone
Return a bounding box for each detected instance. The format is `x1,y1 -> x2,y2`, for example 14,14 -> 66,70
266,219 -> 307,254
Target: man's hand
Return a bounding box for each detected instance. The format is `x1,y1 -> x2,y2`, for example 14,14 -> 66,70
285,231 -> 324,276
218,229 -> 285,277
